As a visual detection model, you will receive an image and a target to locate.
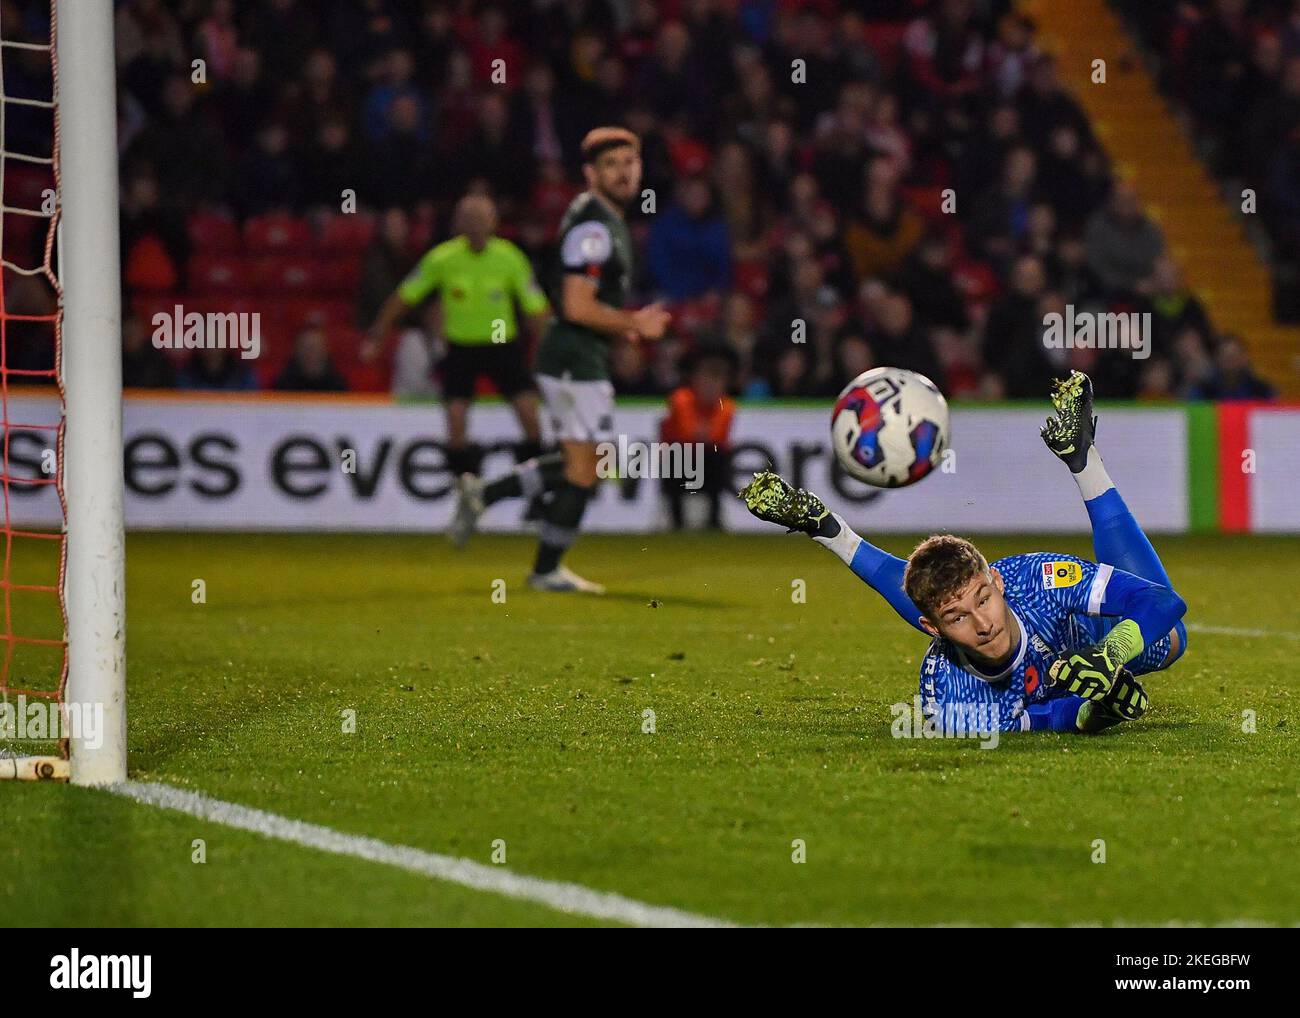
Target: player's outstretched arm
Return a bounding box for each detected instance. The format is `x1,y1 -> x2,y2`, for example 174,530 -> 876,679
1047,565 -> 1186,713
740,471 -> 927,633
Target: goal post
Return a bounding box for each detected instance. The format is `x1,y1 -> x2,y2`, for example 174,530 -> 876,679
56,0 -> 125,785
0,0 -> 123,784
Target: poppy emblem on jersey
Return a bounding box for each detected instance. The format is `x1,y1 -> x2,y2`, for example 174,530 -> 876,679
1041,561 -> 1083,589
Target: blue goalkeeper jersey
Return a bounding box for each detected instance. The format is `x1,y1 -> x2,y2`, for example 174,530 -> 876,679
918,553 -> 1175,734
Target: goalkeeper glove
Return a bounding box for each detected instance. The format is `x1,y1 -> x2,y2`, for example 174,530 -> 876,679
1049,619 -> 1145,703
1104,667 -> 1150,721
1048,644 -> 1121,701
1074,670 -> 1149,732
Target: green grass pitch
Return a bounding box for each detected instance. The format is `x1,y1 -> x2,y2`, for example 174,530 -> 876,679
3,530 -> 1298,926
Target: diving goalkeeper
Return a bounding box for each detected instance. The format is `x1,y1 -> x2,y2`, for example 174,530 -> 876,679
740,371 -> 1188,734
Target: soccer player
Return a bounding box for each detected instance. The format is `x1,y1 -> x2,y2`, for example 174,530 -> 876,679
449,126 -> 671,593
361,194 -> 550,483
740,371 -> 1189,734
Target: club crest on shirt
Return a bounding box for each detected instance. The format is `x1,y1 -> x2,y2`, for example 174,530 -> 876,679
1042,560 -> 1083,589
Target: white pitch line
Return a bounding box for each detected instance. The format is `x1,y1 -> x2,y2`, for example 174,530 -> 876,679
1185,623 -> 1300,641
104,781 -> 737,928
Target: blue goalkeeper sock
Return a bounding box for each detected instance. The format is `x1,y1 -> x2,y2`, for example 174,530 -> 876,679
1073,448 -> 1172,588
1085,488 -> 1172,589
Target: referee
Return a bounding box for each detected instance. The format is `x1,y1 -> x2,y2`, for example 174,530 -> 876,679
362,194 -> 551,480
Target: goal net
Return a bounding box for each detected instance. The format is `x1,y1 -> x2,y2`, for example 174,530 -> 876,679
0,0 -> 123,784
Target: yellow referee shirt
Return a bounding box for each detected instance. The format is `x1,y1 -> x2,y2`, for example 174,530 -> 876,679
397,235 -> 549,345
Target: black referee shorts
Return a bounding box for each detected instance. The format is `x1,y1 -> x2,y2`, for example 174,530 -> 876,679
440,341 -> 534,400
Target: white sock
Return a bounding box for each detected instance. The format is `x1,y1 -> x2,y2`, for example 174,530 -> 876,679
1074,446 -> 1114,501
812,513 -> 863,566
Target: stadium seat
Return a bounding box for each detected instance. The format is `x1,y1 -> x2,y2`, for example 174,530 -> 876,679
318,257 -> 362,294
254,255 -> 324,294
330,327 -> 386,391
188,252 -> 250,293
317,213 -> 376,254
277,297 -> 354,329
187,212 -> 241,253
342,363 -> 387,392
181,295 -> 264,321
243,213 -> 313,253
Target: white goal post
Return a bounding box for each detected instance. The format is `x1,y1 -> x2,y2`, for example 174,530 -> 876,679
57,0 -> 125,785
0,1 -> 127,785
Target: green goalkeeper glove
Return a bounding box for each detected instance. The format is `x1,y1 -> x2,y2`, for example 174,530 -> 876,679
1049,619 -> 1144,703
1074,669 -> 1149,731
1104,667 -> 1150,721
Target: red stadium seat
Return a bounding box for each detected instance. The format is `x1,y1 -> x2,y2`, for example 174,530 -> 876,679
188,252 -> 250,293
178,296 -> 263,328
187,212 -> 241,253
343,363 -> 388,392
318,257 -> 362,293
277,297 -> 354,329
317,213 -> 376,253
254,255 -> 324,293
329,327 -> 386,391
243,213 -> 313,253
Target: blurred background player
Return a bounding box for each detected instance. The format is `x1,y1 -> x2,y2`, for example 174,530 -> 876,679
659,345 -> 737,530
450,126 -> 671,593
741,371 -> 1188,734
362,194 -> 550,487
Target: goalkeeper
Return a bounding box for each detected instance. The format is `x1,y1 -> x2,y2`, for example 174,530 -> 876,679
741,371 -> 1188,734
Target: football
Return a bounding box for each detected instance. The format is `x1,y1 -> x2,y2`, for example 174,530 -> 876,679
830,367 -> 950,488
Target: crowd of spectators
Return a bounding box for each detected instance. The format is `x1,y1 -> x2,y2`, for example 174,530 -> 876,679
1117,0 -> 1300,320
98,0 -> 1277,401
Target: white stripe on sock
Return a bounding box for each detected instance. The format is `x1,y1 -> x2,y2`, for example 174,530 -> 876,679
1075,446 -> 1115,502
813,513 -> 863,566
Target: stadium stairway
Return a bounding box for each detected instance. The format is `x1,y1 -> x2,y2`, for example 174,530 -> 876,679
1023,0 -> 1300,396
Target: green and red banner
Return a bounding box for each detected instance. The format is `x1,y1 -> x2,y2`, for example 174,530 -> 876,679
1212,401 -> 1300,533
